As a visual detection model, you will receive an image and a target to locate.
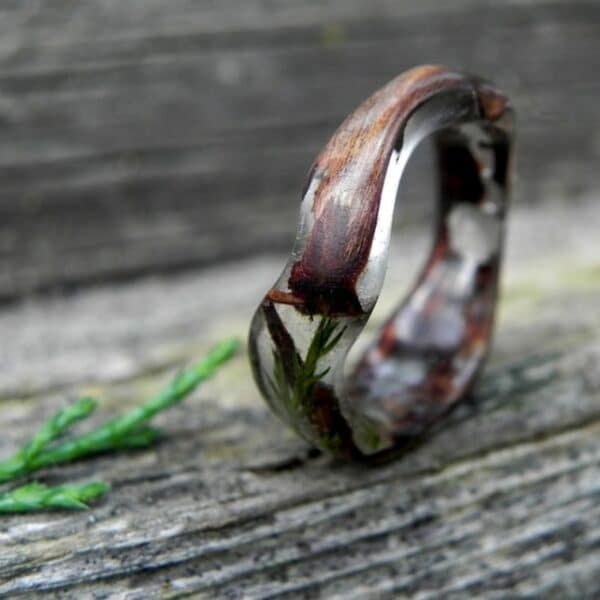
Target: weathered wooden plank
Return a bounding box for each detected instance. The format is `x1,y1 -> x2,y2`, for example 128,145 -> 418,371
0,199 -> 598,597
0,346 -> 598,598
1,423 -> 598,598
0,0 -> 598,299
1,195 -> 598,398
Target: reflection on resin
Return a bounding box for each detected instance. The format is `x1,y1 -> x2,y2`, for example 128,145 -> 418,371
248,66 -> 514,460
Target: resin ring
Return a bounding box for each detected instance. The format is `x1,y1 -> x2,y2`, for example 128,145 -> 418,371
248,65 -> 514,460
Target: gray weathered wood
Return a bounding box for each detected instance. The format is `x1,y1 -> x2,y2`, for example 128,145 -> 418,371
0,0 -> 599,299
1,2 -> 598,596
0,197 -> 599,598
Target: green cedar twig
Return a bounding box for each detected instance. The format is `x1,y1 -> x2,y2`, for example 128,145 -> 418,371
0,397 -> 98,482
0,338 -> 238,512
0,482 -> 110,513
22,397 -> 97,463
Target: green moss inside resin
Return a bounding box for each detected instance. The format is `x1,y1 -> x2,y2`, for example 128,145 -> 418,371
266,316 -> 345,422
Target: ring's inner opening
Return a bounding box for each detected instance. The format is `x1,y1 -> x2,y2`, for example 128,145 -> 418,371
347,117 -> 510,444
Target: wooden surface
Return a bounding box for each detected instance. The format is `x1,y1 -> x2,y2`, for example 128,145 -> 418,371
1,1 -> 599,598
1,197 -> 599,598
0,0 -> 599,300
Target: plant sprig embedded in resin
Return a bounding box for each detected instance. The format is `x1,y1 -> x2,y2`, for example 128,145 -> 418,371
266,316 -> 345,419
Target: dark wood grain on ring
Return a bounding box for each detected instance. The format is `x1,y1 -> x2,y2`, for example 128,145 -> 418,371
288,66 -> 510,316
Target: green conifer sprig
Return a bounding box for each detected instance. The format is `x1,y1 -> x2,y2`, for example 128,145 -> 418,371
267,317 -> 345,414
0,338 -> 238,513
0,482 -> 110,513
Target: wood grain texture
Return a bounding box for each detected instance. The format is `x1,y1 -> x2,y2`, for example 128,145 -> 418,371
0,0 -> 599,300
1,2 -> 598,596
0,197 -> 599,598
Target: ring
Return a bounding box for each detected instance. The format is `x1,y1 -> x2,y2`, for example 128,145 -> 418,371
248,65 -> 515,460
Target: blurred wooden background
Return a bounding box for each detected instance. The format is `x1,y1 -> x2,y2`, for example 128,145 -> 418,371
0,0 -> 598,301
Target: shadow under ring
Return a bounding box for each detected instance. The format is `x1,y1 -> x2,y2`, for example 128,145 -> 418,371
248,65 -> 515,461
